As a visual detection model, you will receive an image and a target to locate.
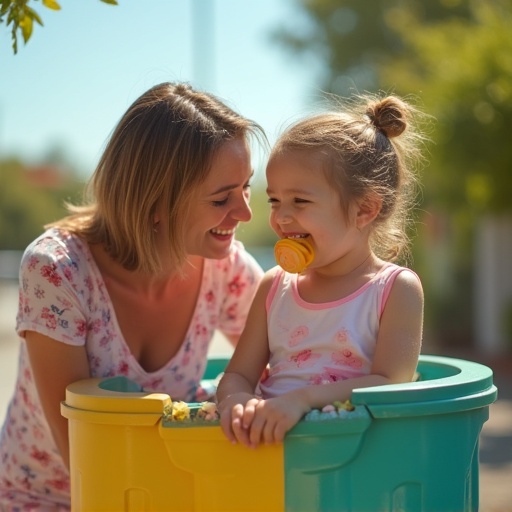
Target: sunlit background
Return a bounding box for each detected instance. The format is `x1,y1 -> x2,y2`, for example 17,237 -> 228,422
1,2 -> 512,508
1,0 -> 512,357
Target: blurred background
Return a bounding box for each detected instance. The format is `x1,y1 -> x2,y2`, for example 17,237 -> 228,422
0,1 -> 511,510
1,0 -> 511,356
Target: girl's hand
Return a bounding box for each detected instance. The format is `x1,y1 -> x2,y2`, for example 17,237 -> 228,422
245,394 -> 310,447
218,392 -> 257,445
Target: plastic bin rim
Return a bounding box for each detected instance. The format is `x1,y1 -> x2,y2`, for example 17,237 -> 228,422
64,377 -> 171,414
352,354 -> 496,408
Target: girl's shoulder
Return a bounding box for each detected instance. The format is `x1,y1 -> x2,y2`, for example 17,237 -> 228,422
379,262 -> 423,305
259,266 -> 287,308
262,265 -> 284,286
376,262 -> 421,285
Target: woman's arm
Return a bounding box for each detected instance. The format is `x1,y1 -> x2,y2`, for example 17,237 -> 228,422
25,331 -> 90,469
243,269 -> 424,446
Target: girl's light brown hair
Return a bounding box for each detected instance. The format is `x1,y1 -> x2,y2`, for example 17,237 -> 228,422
48,82 -> 265,273
269,94 -> 429,262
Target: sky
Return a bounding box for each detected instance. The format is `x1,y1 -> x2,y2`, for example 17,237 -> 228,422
0,0 -> 324,178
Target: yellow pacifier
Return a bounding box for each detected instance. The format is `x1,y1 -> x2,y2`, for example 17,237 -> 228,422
274,238 -> 315,273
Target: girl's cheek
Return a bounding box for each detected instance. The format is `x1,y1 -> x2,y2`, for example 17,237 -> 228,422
269,215 -> 279,234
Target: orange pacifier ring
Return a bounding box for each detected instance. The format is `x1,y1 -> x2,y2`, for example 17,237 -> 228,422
274,238 -> 314,273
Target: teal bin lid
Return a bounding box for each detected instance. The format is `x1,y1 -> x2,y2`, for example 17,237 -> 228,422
351,355 -> 498,418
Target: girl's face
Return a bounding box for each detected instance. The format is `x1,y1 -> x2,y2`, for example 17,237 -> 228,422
266,149 -> 362,270
185,136 -> 253,259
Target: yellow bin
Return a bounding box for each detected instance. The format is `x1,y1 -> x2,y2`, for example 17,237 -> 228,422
61,376 -> 283,512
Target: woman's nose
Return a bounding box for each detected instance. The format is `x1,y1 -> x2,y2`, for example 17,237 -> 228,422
232,194 -> 252,222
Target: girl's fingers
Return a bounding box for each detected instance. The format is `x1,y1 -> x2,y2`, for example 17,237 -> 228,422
231,404 -> 253,447
241,398 -> 260,429
273,421 -> 288,443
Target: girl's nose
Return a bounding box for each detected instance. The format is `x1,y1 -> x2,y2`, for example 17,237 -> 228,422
272,206 -> 292,225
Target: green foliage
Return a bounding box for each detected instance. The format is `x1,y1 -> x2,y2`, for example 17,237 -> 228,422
275,0 -> 512,347
272,0 -> 472,94
278,0 -> 512,214
381,0 -> 512,213
0,0 -> 118,53
0,158 -> 82,250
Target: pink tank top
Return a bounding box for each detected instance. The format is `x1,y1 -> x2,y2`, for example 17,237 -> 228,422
258,263 -> 414,398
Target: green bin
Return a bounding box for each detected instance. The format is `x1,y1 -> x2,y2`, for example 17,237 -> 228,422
284,355 -> 497,511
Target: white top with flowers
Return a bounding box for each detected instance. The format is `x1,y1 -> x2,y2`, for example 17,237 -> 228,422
0,228 -> 262,510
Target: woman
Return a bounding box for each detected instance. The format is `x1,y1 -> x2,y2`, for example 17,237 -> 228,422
0,82 -> 265,510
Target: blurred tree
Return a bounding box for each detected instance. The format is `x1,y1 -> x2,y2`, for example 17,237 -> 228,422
273,0 -> 472,95
381,1 -> 512,213
274,0 -> 512,211
274,0 -> 512,350
0,158 -> 82,249
0,0 -> 117,53
381,1 -> 512,350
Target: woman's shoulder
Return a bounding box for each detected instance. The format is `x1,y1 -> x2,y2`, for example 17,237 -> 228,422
20,228 -> 91,279
25,227 -> 83,256
206,240 -> 264,279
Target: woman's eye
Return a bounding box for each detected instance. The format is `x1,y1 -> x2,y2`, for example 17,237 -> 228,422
212,198 -> 229,207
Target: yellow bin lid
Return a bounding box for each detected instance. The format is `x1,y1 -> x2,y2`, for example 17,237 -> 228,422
62,376 -> 171,415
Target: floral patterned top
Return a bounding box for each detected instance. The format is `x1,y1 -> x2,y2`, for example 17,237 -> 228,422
0,228 -> 263,510
258,264 -> 416,398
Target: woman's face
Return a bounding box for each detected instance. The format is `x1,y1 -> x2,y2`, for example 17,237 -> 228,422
185,136 -> 253,259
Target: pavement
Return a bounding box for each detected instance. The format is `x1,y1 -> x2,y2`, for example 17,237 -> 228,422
1,280 -> 511,511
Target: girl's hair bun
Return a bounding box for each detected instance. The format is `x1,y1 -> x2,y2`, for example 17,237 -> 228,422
366,96 -> 408,138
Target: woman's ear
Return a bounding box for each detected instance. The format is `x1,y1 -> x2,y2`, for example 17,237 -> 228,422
355,194 -> 382,230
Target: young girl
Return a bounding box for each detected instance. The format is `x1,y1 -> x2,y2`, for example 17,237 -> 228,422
217,94 -> 427,448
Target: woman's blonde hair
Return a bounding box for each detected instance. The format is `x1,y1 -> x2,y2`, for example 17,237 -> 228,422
270,94 -> 429,262
48,82 -> 264,273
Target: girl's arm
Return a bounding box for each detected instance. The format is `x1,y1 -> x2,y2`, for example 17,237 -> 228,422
244,269 -> 424,446
216,271 -> 275,445
25,331 -> 90,469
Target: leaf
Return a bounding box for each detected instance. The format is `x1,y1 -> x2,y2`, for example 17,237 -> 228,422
0,0 -> 10,15
25,6 -> 44,25
1,3 -> 9,16
42,0 -> 61,10
19,15 -> 33,44
100,0 -> 119,5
